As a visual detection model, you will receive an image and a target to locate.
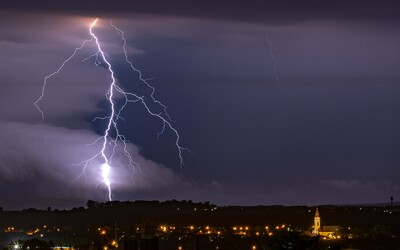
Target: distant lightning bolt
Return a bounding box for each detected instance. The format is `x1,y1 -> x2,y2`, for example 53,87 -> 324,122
352,35 -> 372,80
265,35 -> 281,83
35,18 -> 189,201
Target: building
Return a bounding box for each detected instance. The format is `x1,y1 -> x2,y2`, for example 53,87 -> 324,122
312,207 -> 340,239
313,207 -> 321,235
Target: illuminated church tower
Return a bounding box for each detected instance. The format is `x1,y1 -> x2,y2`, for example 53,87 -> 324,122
313,207 -> 321,235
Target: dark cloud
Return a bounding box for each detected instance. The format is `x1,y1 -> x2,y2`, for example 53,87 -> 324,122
1,0 -> 400,25
321,179 -> 400,204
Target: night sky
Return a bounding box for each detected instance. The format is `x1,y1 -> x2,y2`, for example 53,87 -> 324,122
1,1 -> 400,210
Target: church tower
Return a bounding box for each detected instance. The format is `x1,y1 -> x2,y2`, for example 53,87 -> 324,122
313,207 -> 321,235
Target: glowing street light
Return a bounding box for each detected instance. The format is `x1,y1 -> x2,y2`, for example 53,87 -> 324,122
13,243 -> 21,250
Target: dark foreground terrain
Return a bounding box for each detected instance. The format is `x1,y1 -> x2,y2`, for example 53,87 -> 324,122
0,200 -> 399,249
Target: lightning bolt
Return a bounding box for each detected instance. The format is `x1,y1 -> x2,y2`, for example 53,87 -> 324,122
34,18 -> 189,201
88,18 -> 117,201
265,35 -> 281,83
34,38 -> 93,122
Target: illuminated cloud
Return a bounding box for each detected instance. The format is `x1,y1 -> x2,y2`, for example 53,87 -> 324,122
0,121 -> 191,208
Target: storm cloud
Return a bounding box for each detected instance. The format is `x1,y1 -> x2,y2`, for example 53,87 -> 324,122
0,13 -> 204,209
0,2 -> 400,209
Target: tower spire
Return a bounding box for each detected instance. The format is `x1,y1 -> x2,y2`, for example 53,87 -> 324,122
313,207 -> 321,235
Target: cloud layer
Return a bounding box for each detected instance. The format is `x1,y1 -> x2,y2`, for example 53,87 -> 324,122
1,9 -> 399,209
0,121 -> 195,209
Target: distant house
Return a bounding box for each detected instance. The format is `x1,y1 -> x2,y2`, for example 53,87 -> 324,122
52,247 -> 75,250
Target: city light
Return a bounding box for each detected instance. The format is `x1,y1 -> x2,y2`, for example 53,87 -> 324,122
13,243 -> 20,250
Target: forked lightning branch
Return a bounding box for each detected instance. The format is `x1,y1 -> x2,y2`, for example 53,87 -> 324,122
34,18 -> 188,201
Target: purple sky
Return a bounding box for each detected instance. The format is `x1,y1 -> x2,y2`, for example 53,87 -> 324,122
0,1 -> 400,210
